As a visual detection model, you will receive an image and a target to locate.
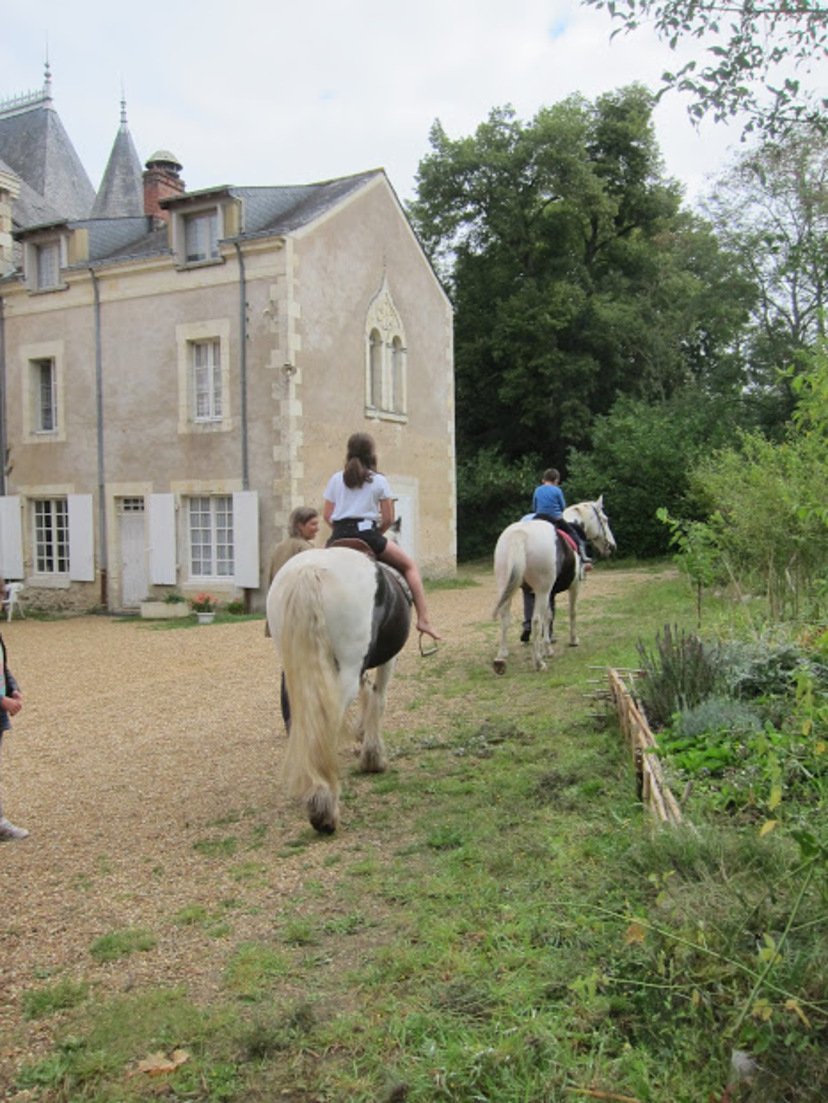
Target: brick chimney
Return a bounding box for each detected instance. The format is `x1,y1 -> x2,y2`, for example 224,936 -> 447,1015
143,151 -> 185,221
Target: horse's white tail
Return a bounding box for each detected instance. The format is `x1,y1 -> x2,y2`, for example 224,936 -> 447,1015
493,528 -> 527,618
278,565 -> 344,824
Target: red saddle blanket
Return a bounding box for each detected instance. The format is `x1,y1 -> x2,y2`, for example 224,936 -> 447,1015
558,529 -> 578,553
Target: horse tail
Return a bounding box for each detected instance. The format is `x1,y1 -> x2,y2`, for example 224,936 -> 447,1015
493,527 -> 527,618
278,565 -> 343,810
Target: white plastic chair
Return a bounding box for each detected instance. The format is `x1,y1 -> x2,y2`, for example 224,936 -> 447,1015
3,582 -> 25,621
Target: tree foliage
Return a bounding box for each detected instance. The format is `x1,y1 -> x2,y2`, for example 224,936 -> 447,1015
566,389 -> 746,558
702,128 -> 828,431
408,86 -> 753,476
680,349 -> 828,619
582,0 -> 828,137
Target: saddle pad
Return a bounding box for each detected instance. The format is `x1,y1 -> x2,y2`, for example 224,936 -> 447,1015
558,530 -> 578,553
327,538 -> 376,559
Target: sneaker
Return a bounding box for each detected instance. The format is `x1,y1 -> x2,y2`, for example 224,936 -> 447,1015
520,627 -> 531,643
0,817 -> 29,840
584,561 -> 594,572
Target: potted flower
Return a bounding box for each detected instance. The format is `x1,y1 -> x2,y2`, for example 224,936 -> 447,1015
191,592 -> 218,624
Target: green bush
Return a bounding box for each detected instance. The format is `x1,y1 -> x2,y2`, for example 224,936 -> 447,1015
456,447 -> 540,560
636,624 -> 721,729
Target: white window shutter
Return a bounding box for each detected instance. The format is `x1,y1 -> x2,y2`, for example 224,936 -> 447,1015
0,497 -> 24,579
68,494 -> 95,581
233,491 -> 259,588
149,494 -> 177,584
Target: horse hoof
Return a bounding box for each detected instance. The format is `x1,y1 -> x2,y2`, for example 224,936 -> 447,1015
307,793 -> 338,835
568,641 -> 579,648
493,659 -> 507,675
309,810 -> 338,834
359,749 -> 386,773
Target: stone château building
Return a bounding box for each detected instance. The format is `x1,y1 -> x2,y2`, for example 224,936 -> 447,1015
0,65 -> 456,613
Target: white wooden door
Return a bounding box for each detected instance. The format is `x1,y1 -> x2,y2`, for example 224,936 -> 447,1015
119,499 -> 147,608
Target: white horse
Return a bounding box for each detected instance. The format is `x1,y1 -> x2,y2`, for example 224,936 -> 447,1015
267,546 -> 411,834
493,497 -> 616,675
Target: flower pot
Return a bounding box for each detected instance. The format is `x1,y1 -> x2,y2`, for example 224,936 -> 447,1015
195,611 -> 216,624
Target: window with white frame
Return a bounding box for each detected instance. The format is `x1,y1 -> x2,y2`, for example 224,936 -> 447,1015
33,499 -> 69,574
32,357 -> 57,432
192,339 -> 222,421
176,320 -> 230,432
184,210 -> 219,263
188,496 -> 234,578
364,277 -> 407,420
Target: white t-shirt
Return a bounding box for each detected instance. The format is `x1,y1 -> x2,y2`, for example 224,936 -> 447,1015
323,470 -> 393,523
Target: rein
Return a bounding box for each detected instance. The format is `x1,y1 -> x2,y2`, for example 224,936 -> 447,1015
586,501 -> 610,552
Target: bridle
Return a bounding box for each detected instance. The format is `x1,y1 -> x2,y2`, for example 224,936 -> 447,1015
585,501 -> 613,555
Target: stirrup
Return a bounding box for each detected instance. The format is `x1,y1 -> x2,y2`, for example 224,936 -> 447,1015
418,631 -> 439,657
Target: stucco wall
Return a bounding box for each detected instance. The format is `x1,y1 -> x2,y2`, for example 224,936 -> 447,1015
0,174 -> 455,613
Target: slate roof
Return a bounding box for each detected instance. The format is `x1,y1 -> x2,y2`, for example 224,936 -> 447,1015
228,172 -> 381,236
79,172 -> 385,267
0,154 -> 62,226
91,101 -> 145,218
0,85 -> 95,224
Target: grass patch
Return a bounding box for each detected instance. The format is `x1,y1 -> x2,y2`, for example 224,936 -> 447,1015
89,928 -> 157,962
22,978 -> 90,1019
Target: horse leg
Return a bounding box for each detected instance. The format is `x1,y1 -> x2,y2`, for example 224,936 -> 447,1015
357,659 -> 396,773
567,575 -> 580,647
532,588 -> 553,671
493,604 -> 510,675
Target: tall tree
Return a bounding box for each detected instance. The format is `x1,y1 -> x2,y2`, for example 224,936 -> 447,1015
408,86 -> 752,471
703,127 -> 828,429
582,0 -> 828,137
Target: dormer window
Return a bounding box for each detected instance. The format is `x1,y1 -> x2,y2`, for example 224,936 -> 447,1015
22,233 -> 67,292
185,210 -> 219,263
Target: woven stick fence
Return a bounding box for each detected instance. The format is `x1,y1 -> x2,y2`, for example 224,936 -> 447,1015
607,668 -> 684,827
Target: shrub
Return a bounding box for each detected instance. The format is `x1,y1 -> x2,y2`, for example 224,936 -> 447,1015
636,624 -> 720,729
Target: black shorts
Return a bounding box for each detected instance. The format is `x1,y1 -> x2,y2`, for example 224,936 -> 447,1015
328,519 -> 388,555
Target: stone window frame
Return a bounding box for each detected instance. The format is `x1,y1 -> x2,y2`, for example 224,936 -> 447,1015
364,277 -> 408,423
176,320 -> 232,434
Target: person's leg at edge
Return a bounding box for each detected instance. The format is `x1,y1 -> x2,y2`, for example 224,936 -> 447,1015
0,735 -> 29,841
380,543 -> 441,640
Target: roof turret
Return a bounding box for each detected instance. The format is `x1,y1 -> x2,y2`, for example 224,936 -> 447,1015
91,96 -> 144,218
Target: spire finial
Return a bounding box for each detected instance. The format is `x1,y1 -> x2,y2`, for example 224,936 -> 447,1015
44,54 -> 53,102
120,89 -> 128,128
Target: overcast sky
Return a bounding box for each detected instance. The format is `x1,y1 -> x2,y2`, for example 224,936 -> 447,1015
3,0 -> 753,209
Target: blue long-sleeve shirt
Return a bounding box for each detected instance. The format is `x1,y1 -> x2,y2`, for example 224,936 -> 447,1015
532,482 -> 566,517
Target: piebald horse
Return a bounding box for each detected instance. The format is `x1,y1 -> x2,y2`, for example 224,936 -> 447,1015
267,544 -> 411,834
492,497 -> 616,675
